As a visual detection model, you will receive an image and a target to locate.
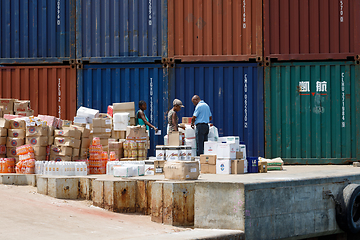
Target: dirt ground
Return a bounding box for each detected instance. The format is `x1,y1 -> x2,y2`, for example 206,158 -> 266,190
0,184 -> 242,240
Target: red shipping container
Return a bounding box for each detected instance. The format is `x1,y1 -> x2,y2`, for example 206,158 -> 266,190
0,65 -> 77,121
263,0 -> 360,63
168,0 -> 263,62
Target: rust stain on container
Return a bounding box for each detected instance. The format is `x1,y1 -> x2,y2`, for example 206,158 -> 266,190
92,180 -> 104,208
0,65 -> 77,120
168,0 -> 263,62
151,182 -> 164,223
264,0 -> 360,61
136,180 -> 154,215
113,181 -> 136,213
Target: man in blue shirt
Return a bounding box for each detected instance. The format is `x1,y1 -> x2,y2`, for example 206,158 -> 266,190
191,95 -> 212,156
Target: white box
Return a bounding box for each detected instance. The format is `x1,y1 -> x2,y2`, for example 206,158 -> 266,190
239,144 -> 247,159
216,159 -> 232,174
113,122 -> 128,131
217,143 -> 237,160
76,107 -> 100,123
113,166 -> 136,177
166,147 -> 180,161
204,141 -> 218,155
219,136 -> 240,151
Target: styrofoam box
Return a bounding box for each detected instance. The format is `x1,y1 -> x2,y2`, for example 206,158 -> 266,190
113,166 -> 133,177
219,136 -> 240,151
217,143 -> 237,160
204,141 -> 218,155
216,159 -> 232,174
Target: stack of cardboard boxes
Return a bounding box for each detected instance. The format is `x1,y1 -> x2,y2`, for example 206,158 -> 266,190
109,102 -> 135,140
25,125 -> 49,161
108,139 -> 124,160
71,125 -> 91,160
51,127 -> 81,161
123,126 -> 148,161
0,119 -> 8,157
91,118 -> 112,152
7,119 -> 26,162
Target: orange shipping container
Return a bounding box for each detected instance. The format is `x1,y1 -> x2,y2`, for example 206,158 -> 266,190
0,65 -> 76,121
168,0 -> 263,62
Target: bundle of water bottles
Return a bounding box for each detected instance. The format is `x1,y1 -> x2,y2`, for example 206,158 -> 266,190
89,137 -> 117,174
0,158 -> 16,173
35,161 -> 88,176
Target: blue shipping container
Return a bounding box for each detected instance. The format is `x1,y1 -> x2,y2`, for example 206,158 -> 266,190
76,0 -> 167,63
77,63 -> 170,156
0,0 -> 76,64
170,63 -> 264,157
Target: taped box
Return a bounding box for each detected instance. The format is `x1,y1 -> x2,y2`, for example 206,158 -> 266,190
8,129 -> 25,138
26,137 -> 48,147
63,127 -> 82,140
9,119 -> 26,129
26,126 -> 48,137
70,125 -> 90,138
164,161 -> 200,180
6,138 -> 24,148
92,118 -> 112,128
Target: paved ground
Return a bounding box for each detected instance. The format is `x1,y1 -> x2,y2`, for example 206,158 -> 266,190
0,184 -> 242,240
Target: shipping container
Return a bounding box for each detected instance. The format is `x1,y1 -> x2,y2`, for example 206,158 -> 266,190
168,0 -> 263,62
77,63 -> 169,156
170,63 -> 264,157
264,61 -> 360,164
0,0 -> 76,64
0,65 -> 77,120
76,0 -> 167,63
263,0 -> 360,63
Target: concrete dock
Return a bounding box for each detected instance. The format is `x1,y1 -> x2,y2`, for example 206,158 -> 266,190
2,165 -> 360,239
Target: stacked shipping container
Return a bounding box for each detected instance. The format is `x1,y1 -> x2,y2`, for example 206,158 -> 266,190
1,0 -> 359,163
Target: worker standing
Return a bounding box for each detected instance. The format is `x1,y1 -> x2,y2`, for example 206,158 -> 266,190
167,99 -> 185,133
191,95 -> 212,156
136,100 -> 158,133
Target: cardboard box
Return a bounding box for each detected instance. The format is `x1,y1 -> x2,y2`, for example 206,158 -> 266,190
81,138 -> 90,149
0,99 -> 15,111
216,159 -> 232,174
217,143 -> 237,160
109,141 -> 123,150
79,148 -> 88,157
6,147 -> 17,157
154,160 -> 165,175
98,113 -> 110,118
113,102 -> 135,117
164,161 -> 200,180
54,129 -> 75,138
6,138 -> 24,147
49,156 -> 72,162
26,126 -> 48,137
62,127 -> 82,140
231,160 -> 246,174
16,110 -> 34,117
208,165 -> 216,174
26,137 -> 48,147
9,119 -> 26,129
92,118 -> 112,128
204,141 -> 218,155
182,117 -> 192,124
0,128 -> 7,137
99,139 -> 108,147
92,132 -> 112,138
48,126 -> 55,136
0,145 -> 6,154
50,146 -> 73,156
126,126 -> 147,138
14,100 -> 30,112
258,161 -> 268,173
112,130 -> 126,139
72,148 -> 80,157
168,131 -> 182,146
33,146 -> 47,156
34,155 -> 47,161
93,127 -> 112,134
200,155 -> 217,165
48,136 -> 54,145
200,164 -> 209,173
236,151 -> 244,159
0,119 -> 9,129
70,125 -> 90,138
8,129 -> 25,138
0,137 -> 6,145
54,137 -> 75,147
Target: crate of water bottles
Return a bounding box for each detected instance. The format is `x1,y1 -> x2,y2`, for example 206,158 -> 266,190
106,160 -> 145,177
35,160 -> 88,176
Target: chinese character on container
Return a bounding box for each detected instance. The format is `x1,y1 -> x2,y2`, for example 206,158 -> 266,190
299,81 -> 310,92
316,81 -> 327,92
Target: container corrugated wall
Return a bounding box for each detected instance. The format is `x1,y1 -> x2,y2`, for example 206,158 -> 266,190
77,64 -> 169,156
170,63 -> 264,157
263,0 -> 360,62
0,0 -> 76,64
168,0 -> 263,62
0,65 -> 77,120
265,61 -> 360,164
76,0 -> 167,63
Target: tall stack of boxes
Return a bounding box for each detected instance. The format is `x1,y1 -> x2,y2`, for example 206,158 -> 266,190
7,119 -> 26,162
0,119 -> 8,157
26,126 -> 49,161
108,139 -> 123,160
51,128 -> 80,161
110,102 -> 135,140
71,125 -> 91,160
91,118 -> 112,152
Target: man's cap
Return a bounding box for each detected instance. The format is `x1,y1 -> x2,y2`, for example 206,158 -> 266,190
173,99 -> 184,107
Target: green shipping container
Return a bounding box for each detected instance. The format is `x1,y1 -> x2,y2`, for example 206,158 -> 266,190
265,61 -> 360,164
